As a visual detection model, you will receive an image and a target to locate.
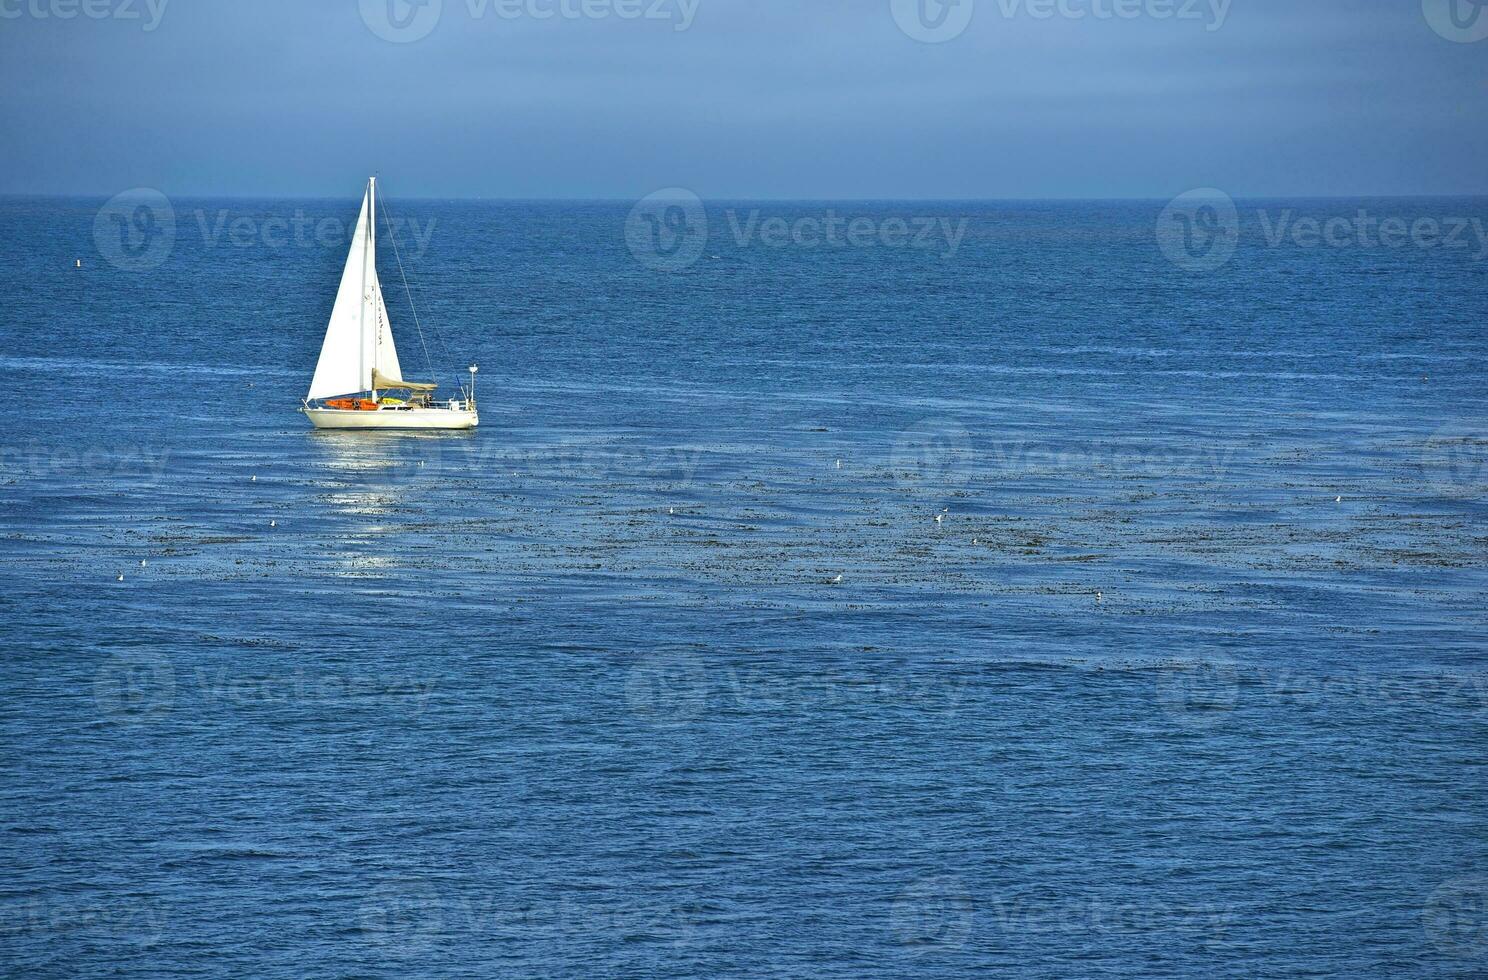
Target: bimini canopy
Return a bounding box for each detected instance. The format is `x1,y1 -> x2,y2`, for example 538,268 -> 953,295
371,369 -> 436,392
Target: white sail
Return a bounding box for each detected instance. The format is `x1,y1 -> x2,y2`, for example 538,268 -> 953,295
307,177 -> 406,400
373,282 -> 403,383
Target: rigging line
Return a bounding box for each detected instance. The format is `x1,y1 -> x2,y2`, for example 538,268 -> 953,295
396,232 -> 454,376
379,195 -> 440,388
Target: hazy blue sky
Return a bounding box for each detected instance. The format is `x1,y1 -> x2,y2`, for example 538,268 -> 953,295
1,0 -> 1484,198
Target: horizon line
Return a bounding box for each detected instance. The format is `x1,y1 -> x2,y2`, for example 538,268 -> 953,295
4,191 -> 1488,204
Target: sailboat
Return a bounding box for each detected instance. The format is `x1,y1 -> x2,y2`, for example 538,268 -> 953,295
301,177 -> 478,430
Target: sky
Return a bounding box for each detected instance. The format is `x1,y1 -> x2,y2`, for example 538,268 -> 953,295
0,0 -> 1484,198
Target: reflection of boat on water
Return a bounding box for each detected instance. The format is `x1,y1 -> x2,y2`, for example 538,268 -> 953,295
301,177 -> 478,431
308,426 -> 448,509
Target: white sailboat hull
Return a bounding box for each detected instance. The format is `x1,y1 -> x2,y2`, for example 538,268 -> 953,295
305,407 -> 478,430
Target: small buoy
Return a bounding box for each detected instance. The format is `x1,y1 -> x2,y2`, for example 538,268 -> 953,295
75,259 -> 82,269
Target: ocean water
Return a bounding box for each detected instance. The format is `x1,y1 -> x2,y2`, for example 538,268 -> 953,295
0,195 -> 1485,977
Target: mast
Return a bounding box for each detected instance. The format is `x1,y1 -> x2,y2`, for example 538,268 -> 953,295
366,176 -> 376,400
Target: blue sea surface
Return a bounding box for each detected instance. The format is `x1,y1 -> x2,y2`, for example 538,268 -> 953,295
1,195 -> 1485,977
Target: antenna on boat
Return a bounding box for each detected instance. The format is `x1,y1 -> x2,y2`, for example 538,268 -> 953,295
467,363 -> 478,407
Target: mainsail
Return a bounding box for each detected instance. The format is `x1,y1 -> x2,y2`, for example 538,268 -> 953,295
307,178 -> 421,399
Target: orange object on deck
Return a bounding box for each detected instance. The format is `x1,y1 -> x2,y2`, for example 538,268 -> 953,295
325,398 -> 379,411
